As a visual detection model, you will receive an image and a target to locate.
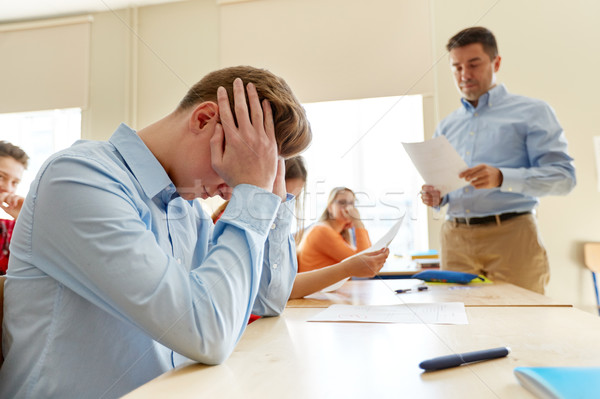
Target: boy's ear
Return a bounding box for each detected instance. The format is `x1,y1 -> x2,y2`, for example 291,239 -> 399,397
189,102 -> 219,133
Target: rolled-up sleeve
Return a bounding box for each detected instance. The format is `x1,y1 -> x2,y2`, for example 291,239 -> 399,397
499,104 -> 576,197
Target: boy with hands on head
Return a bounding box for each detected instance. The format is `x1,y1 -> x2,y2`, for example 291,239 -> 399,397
0,66 -> 311,398
211,79 -> 281,199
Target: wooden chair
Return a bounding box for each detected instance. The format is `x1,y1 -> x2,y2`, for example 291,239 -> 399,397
583,242 -> 600,315
0,275 -> 5,365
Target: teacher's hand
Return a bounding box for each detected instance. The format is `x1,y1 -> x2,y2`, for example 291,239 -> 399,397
420,185 -> 441,207
459,164 -> 503,189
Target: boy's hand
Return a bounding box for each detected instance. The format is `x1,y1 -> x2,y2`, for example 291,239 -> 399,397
272,157 -> 286,201
210,78 -> 278,192
0,192 -> 24,219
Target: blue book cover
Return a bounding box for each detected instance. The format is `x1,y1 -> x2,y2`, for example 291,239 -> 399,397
514,367 -> 600,399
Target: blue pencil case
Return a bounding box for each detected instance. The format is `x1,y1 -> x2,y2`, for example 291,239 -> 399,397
412,270 -> 483,284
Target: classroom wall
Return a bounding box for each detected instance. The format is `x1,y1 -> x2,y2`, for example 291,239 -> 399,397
219,0 -> 434,102
82,9 -> 131,140
82,1 -> 219,140
3,0 -> 599,313
0,17 -> 91,114
136,1 -> 219,128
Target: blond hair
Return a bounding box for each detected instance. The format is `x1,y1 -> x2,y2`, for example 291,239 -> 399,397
318,187 -> 356,244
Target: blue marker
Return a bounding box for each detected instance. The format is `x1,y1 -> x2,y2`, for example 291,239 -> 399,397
419,347 -> 510,371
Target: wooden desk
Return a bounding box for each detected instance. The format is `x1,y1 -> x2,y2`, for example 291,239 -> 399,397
286,279 -> 573,308
124,306 -> 600,399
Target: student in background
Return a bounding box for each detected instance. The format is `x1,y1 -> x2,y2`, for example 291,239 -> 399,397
0,66 -> 312,398
420,27 -> 575,293
284,160 -> 388,298
298,187 -> 372,273
0,141 -> 29,275
213,158 -> 388,299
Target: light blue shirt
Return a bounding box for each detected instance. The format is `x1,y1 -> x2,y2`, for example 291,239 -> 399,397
0,124 -> 297,398
435,84 -> 576,217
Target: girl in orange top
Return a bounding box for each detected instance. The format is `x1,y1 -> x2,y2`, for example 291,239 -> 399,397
297,187 -> 372,273
213,159 -> 388,299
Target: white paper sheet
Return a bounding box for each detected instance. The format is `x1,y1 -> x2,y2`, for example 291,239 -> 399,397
308,302 -> 469,325
320,217 -> 404,293
360,217 -> 404,255
402,136 -> 469,196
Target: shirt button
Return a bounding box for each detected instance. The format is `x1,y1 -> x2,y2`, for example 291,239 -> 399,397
464,187 -> 469,192
474,113 -> 478,116
466,151 -> 470,155
508,187 -> 513,192
272,263 -> 278,269
271,223 -> 276,230
470,131 -> 475,136
466,209 -> 471,214
176,258 -> 182,264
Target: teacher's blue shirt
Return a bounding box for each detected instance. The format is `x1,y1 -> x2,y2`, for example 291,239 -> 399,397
0,124 -> 297,398
436,84 -> 576,217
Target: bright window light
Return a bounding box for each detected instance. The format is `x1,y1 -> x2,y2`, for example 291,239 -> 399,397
0,108 -> 81,217
301,95 -> 427,256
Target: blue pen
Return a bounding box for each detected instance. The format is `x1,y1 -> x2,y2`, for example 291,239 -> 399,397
395,285 -> 428,294
419,347 -> 510,371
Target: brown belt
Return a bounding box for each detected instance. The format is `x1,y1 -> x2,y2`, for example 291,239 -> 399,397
449,211 -> 531,226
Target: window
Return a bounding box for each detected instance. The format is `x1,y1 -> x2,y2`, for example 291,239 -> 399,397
301,95 -> 427,256
0,108 -> 81,217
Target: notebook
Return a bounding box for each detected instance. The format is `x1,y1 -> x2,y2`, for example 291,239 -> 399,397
514,367 -> 600,399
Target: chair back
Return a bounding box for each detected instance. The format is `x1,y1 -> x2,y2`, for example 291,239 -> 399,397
584,243 -> 600,273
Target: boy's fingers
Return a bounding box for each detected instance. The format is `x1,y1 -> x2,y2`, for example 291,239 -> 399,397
247,82 -> 264,133
233,78 -> 251,132
217,86 -> 235,132
263,99 -> 275,142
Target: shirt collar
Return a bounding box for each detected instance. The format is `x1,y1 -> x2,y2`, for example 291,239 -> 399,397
109,123 -> 175,200
460,83 -> 508,112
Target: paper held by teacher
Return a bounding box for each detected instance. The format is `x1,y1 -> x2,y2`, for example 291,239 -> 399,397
402,136 -> 468,197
